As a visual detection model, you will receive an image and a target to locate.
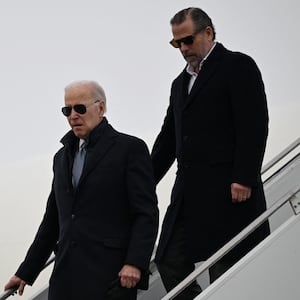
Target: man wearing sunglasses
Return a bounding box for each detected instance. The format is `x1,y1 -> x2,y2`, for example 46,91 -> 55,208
151,7 -> 270,299
4,80 -> 159,299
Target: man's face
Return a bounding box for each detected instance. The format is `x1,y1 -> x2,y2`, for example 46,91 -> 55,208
171,16 -> 214,70
64,84 -> 105,140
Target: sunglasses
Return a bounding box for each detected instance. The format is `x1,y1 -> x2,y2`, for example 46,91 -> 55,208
169,28 -> 207,48
170,34 -> 196,48
62,100 -> 100,117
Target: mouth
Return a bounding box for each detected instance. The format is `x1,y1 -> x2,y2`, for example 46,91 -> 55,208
184,53 -> 196,59
72,124 -> 83,130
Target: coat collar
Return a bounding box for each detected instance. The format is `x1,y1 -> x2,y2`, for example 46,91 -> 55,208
182,42 -> 226,109
81,119 -> 117,180
59,117 -> 118,189
60,117 -> 109,148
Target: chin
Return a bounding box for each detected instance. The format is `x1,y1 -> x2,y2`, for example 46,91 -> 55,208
189,60 -> 199,67
73,130 -> 86,140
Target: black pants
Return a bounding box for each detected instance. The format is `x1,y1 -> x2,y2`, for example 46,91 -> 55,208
107,280 -> 137,300
156,218 -> 236,300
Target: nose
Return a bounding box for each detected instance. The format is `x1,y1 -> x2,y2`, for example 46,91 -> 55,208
180,42 -> 190,52
69,108 -> 79,119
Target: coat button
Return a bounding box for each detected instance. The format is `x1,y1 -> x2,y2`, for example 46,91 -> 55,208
71,214 -> 75,220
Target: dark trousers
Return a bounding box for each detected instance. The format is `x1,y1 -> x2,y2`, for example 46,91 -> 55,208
156,218 -> 236,300
107,281 -> 137,300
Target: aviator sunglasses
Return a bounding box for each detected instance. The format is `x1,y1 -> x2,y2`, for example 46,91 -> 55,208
62,100 -> 100,117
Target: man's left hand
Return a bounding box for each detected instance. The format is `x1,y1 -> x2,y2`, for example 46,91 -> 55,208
231,183 -> 251,203
118,264 -> 141,288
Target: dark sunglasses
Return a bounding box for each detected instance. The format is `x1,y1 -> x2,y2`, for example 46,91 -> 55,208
170,34 -> 196,48
169,27 -> 207,48
62,100 -> 100,117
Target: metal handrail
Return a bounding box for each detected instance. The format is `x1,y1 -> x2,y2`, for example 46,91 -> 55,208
262,137 -> 300,174
161,187 -> 300,300
0,255 -> 55,300
0,287 -> 18,300
0,251 -> 158,300
1,137 -> 299,300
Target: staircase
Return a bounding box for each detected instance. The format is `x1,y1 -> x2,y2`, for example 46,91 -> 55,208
1,137 -> 300,300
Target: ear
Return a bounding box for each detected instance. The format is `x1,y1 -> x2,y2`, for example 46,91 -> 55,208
98,100 -> 106,117
205,26 -> 214,41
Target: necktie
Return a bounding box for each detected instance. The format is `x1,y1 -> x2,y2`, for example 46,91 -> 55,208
72,141 -> 86,188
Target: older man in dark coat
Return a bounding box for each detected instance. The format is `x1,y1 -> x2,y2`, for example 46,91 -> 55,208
151,7 -> 270,299
5,80 -> 159,300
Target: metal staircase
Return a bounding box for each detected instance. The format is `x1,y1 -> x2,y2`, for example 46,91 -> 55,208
162,137 -> 300,299
1,137 -> 300,300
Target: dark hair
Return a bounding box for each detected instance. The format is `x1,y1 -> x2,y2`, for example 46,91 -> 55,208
170,7 -> 216,40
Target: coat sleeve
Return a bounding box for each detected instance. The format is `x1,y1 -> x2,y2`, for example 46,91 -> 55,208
229,53 -> 269,186
151,88 -> 177,184
124,139 -> 159,271
15,181 -> 59,285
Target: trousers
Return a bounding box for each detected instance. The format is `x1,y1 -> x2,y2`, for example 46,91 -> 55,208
156,218 -> 236,300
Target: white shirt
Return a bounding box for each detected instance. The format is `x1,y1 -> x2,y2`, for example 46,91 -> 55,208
79,139 -> 86,149
186,42 -> 217,94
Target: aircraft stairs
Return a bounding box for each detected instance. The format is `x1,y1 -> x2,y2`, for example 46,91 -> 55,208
1,137 -> 300,300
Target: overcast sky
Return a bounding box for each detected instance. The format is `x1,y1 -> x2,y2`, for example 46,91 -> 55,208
0,0 -> 299,165
0,0 -> 299,297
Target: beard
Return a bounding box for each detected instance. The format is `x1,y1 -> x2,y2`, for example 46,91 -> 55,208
183,52 -> 202,67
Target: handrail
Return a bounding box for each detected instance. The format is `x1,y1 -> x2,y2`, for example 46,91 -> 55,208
161,187 -> 300,300
0,287 -> 18,300
1,137 -> 299,300
262,137 -> 300,174
0,251 -> 158,300
0,255 -> 55,300
0,247 -> 158,300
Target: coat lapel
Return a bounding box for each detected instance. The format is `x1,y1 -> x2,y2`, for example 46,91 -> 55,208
78,123 -> 117,186
184,43 -> 224,109
178,71 -> 191,109
59,130 -> 78,189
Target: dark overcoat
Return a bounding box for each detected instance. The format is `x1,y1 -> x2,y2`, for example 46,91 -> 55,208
152,43 -> 270,263
16,118 -> 159,299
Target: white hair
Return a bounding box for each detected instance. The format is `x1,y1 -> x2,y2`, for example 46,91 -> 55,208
64,80 -> 106,104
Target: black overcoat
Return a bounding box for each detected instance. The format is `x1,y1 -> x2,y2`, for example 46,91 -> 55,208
152,43 -> 270,262
16,118 -> 159,299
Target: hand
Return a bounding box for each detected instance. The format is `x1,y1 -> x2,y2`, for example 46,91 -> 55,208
118,264 -> 141,288
231,183 -> 251,203
4,275 -> 26,296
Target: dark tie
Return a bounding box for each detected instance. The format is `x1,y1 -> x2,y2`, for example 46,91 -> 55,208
72,141 -> 86,188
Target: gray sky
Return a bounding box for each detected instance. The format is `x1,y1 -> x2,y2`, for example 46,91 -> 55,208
0,0 -> 299,297
0,0 -> 299,165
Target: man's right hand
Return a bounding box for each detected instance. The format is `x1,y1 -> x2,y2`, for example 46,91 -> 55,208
4,275 -> 26,296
